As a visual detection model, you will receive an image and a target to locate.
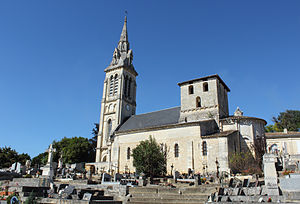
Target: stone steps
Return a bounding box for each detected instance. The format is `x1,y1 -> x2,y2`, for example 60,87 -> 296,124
130,197 -> 208,202
128,202 -> 204,204
131,193 -> 209,199
127,186 -> 216,204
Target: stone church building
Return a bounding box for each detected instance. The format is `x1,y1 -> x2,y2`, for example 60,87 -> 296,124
92,17 -> 266,175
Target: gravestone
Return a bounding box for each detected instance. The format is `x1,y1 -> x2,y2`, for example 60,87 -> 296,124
263,154 -> 279,195
10,162 -> 22,173
101,173 -> 111,183
137,173 -> 145,186
115,173 -> 123,182
195,175 -> 199,186
58,155 -> 63,169
228,178 -> 234,188
138,175 -> 144,187
232,188 -> 240,196
61,185 -> 75,199
174,171 -> 180,180
15,162 -> 21,173
218,187 -> 224,196
82,193 -> 92,201
242,179 -> 250,187
11,163 -> 16,171
25,160 -> 31,169
235,180 -> 242,188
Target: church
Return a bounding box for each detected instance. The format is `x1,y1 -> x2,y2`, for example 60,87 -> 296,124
91,17 -> 266,175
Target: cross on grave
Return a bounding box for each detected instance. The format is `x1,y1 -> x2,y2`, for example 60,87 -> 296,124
46,144 -> 56,164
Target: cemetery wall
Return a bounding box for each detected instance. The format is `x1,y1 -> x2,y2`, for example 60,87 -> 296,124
267,137 -> 300,155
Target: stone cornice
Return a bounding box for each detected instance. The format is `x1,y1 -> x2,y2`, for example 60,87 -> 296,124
180,105 -> 218,113
220,116 -> 267,125
104,65 -> 138,76
115,121 -> 201,136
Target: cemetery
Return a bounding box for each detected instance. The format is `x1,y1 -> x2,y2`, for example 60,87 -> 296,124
1,142 -> 300,203
0,5 -> 299,204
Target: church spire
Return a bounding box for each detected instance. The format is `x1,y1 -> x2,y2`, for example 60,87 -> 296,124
119,16 -> 128,42
106,15 -> 136,72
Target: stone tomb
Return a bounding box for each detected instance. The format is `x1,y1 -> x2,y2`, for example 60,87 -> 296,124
42,144 -> 56,179
82,193 -> 92,201
263,153 -> 279,195
101,173 -> 112,183
8,178 -> 50,202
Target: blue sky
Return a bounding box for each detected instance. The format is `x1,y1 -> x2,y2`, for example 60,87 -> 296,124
0,1 -> 299,158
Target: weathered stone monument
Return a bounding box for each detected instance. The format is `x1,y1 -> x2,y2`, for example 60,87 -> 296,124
58,155 -> 63,169
263,153 -> 279,195
42,143 -> 56,179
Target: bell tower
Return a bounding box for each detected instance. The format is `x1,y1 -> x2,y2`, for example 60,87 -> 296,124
95,16 -> 138,163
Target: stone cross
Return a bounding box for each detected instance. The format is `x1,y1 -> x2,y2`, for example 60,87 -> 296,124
46,144 -> 56,164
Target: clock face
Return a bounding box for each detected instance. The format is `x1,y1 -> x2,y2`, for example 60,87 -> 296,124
126,104 -> 130,111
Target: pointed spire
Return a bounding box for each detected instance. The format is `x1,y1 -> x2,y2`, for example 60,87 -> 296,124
119,16 -> 128,42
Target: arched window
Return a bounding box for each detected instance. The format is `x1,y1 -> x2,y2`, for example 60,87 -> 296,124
108,104 -> 112,112
196,96 -> 201,108
114,74 -> 118,95
269,144 -> 278,155
109,76 -> 114,96
203,82 -> 208,92
188,85 -> 194,94
174,143 -> 179,158
106,119 -> 112,140
102,155 -> 107,162
124,76 -> 128,96
127,147 -> 131,159
202,141 -> 207,156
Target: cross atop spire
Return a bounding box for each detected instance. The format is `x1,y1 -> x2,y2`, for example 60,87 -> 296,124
119,15 -> 128,42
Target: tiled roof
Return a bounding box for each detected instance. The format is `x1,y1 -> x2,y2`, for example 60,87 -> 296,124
265,131 -> 300,138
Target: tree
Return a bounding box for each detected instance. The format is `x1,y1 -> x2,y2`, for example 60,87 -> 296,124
89,123 -> 99,154
266,110 -> 300,132
32,122 -> 99,166
132,136 -> 166,180
32,136 -> 95,166
252,136 -> 267,168
31,152 -> 48,167
53,136 -> 95,164
229,152 -> 261,175
273,110 -> 300,131
229,136 -> 266,175
0,146 -> 30,168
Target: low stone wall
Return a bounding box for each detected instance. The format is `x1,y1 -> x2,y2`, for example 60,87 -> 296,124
9,178 -> 50,188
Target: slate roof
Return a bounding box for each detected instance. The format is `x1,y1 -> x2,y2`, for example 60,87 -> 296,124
117,107 -> 181,132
